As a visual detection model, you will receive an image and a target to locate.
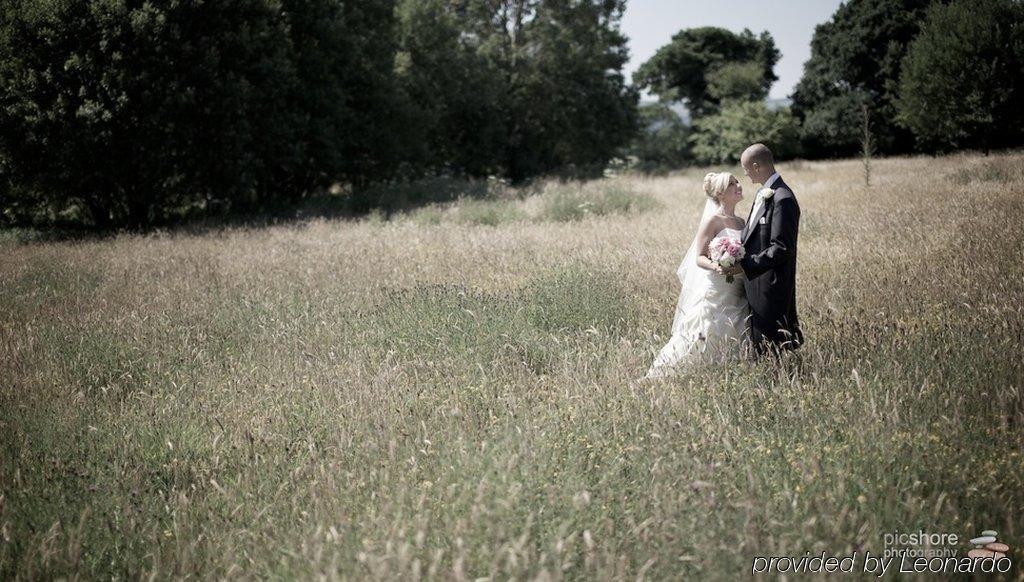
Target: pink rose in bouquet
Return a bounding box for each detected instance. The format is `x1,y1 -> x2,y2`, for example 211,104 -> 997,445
709,236 -> 745,283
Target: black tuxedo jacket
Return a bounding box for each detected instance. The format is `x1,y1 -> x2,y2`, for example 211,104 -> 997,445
740,176 -> 803,352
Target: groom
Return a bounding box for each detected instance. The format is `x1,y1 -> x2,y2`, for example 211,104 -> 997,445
722,143 -> 803,357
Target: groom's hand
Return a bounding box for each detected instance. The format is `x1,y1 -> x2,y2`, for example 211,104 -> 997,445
721,265 -> 743,277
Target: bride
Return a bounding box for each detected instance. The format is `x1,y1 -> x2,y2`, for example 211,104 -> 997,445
645,171 -> 751,378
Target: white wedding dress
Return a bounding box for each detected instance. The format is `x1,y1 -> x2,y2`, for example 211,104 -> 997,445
646,223 -> 750,378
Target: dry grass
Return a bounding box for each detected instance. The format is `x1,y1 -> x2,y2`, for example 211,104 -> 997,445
1,152 -> 1023,579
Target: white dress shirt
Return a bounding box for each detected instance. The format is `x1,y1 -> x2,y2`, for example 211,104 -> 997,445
747,172 -> 781,227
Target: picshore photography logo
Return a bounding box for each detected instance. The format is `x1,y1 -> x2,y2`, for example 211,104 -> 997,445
966,530 -> 1011,560
751,528 -> 1013,576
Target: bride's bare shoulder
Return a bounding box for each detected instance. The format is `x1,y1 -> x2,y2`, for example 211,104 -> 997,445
698,212 -> 724,235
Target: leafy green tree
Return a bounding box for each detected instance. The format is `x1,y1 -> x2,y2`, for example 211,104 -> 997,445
629,103 -> 692,172
691,100 -> 800,165
394,0 -> 507,178
797,89 -> 873,157
791,0 -> 932,158
897,0 -> 1024,152
0,0 -> 407,228
0,0 -> 639,225
395,0 -> 639,184
706,61 -> 769,103
283,0 -> 411,190
0,0 -> 298,227
633,27 -> 779,117
521,0 -> 639,180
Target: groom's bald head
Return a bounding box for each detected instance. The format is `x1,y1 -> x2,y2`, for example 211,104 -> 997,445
741,143 -> 776,184
742,143 -> 773,167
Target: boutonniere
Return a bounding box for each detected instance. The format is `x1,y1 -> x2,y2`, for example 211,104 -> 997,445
757,188 -> 775,202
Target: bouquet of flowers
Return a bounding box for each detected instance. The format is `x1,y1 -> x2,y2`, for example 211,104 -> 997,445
709,236 -> 745,283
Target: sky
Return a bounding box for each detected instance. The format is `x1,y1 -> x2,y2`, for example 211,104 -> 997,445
620,0 -> 846,101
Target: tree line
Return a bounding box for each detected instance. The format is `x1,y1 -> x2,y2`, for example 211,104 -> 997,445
0,0 -> 637,228
1,0 -> 1022,229
632,0 -> 1024,170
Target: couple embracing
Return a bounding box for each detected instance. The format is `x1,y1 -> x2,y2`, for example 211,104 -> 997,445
646,143 -> 803,378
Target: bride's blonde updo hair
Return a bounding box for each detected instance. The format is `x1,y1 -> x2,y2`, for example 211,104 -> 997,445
703,171 -> 733,205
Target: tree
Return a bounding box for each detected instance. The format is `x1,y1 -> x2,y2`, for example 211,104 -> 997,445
796,89 -> 873,157
0,0 -> 297,227
0,0 -> 640,226
500,0 -> 639,182
706,61 -> 769,103
283,0 -> 412,190
394,0 -> 638,185
394,0 -> 507,178
633,27 -> 779,118
629,103 -> 692,172
897,0 -> 1024,152
791,0 -> 932,158
0,0 -> 407,228
691,101 -> 800,165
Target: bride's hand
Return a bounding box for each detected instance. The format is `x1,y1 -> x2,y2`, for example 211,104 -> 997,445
712,264 -> 725,275
721,265 -> 743,276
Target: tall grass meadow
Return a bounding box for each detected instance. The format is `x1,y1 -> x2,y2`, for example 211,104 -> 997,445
1,153 -> 1022,579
